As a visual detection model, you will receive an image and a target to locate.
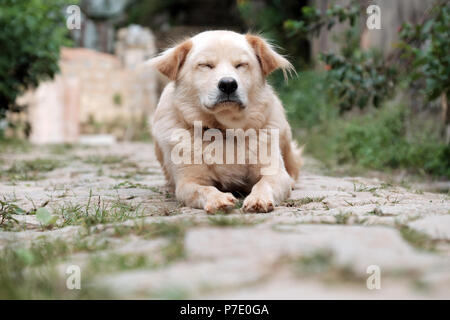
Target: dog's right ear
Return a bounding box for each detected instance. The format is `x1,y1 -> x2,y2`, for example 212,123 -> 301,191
147,39 -> 193,81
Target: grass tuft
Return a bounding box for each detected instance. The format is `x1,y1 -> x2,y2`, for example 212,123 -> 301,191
208,215 -> 264,227
84,155 -> 125,166
292,249 -> 359,282
57,197 -> 145,228
1,158 -> 63,181
398,226 -> 436,251
282,197 -> 325,207
0,198 -> 25,229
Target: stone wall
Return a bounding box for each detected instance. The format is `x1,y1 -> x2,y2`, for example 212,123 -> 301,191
20,25 -> 158,144
60,47 -> 157,125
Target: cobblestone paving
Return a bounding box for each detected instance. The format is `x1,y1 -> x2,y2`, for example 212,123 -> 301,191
0,142 -> 449,299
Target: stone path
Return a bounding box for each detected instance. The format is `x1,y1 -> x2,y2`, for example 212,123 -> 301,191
0,142 -> 449,299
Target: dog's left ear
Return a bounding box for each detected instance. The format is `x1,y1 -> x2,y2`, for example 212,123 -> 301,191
147,39 -> 193,81
246,34 -> 294,78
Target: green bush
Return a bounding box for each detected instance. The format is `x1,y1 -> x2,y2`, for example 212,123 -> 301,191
276,71 -> 449,177
276,71 -> 337,129
399,4 -> 450,101
0,0 -> 72,120
303,102 -> 450,177
284,1 -> 449,116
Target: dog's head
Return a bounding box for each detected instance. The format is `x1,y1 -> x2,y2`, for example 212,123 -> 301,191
149,31 -> 293,113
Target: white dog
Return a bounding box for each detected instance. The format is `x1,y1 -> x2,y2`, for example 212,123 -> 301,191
149,30 -> 301,213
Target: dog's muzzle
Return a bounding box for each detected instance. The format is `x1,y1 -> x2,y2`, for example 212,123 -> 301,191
209,77 -> 244,109
211,93 -> 245,109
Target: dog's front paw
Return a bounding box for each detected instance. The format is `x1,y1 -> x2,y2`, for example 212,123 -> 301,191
204,192 -> 237,214
243,193 -> 274,213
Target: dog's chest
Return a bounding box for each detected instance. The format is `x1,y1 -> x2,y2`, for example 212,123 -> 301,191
209,163 -> 258,195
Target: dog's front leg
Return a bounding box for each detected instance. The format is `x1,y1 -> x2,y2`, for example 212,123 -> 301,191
175,168 -> 237,213
243,165 -> 293,213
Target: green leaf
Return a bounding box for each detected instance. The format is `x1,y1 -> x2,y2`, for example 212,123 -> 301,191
48,215 -> 59,225
15,248 -> 35,265
13,205 -> 26,215
36,207 -> 57,226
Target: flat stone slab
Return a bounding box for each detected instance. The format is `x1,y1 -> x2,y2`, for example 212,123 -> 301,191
409,215 -> 450,240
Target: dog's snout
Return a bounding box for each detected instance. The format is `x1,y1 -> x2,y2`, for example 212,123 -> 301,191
218,77 -> 238,95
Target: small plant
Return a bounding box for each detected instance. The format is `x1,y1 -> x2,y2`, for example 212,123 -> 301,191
282,197 -> 325,207
0,199 -> 24,229
58,197 -> 144,228
292,249 -> 359,282
35,208 -> 58,229
149,186 -> 174,199
293,250 -> 334,275
334,212 -> 353,225
112,93 -> 122,106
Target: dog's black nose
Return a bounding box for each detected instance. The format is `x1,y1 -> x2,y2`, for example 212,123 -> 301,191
218,77 -> 238,94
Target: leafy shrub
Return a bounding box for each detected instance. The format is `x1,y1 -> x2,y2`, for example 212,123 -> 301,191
274,0 -> 449,177
276,71 -> 336,129
319,49 -> 398,112
277,69 -> 449,177
0,0 -> 72,120
399,4 -> 450,101
304,103 -> 450,177
284,1 -> 449,117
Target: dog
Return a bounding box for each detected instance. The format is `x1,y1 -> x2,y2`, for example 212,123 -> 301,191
148,30 -> 302,213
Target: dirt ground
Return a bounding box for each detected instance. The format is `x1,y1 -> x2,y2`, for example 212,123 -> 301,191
0,142 -> 449,299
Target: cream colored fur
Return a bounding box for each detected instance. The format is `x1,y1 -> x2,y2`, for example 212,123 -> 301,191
149,30 -> 302,213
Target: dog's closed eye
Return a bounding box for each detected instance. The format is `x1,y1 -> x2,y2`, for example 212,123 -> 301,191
198,63 -> 214,69
235,62 -> 248,69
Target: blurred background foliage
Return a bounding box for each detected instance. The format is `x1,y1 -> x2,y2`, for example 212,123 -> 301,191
242,0 -> 450,178
0,0 -> 449,178
0,0 -> 74,124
